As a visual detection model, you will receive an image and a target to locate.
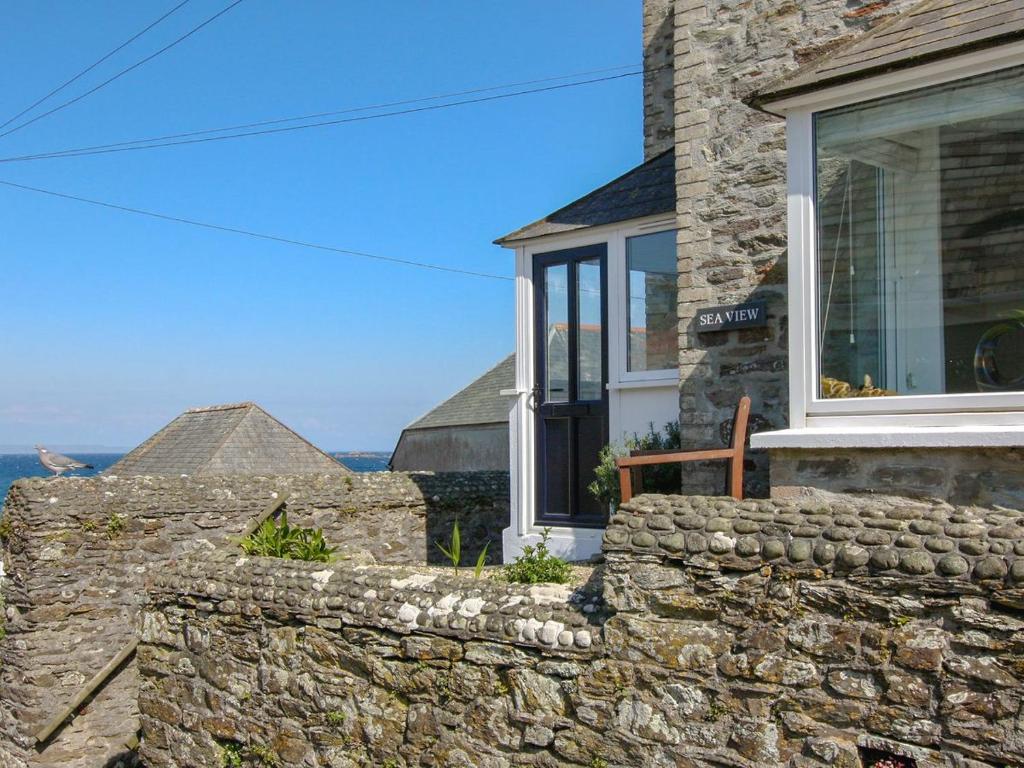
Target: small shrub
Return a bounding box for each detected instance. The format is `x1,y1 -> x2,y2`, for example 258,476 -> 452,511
80,518 -> 97,533
0,517 -> 13,542
325,710 -> 346,726
247,745 -> 280,767
240,513 -> 336,563
219,742 -> 243,768
106,513 -> 126,539
588,421 -> 682,504
503,528 -> 572,585
590,758 -> 609,768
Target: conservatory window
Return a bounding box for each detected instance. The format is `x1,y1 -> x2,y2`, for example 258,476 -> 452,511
814,65 -> 1024,401
626,229 -> 678,372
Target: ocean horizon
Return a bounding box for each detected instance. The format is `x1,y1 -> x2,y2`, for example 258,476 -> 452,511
0,451 -> 392,501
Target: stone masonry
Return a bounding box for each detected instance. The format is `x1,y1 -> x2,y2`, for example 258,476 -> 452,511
138,493 -> 1024,767
0,472 -> 509,768
666,0 -> 923,496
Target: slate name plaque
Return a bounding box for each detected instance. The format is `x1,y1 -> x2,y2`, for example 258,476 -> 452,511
697,301 -> 767,332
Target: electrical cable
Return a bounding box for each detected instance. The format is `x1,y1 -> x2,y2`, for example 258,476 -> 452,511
0,0 -> 193,131
0,178 -> 514,281
0,0 -> 245,140
0,68 -> 659,164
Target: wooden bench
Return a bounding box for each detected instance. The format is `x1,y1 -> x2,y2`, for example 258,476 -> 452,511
615,396 -> 751,503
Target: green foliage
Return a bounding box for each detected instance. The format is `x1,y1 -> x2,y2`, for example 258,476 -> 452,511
80,518 -> 97,533
106,513 -> 126,539
325,710 -> 346,726
219,742 -> 243,768
0,517 -> 10,542
473,542 -> 489,580
247,745 -> 280,767
590,759 -> 609,768
588,421 -> 682,504
503,528 -> 572,585
381,760 -> 400,768
240,513 -> 336,563
435,521 -> 461,572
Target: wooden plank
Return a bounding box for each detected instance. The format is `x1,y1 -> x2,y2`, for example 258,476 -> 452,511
34,638 -> 140,745
616,449 -> 735,468
238,492 -> 289,540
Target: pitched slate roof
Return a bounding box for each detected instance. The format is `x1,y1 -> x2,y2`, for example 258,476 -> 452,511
107,402 -> 349,476
752,0 -> 1024,109
406,355 -> 516,430
495,149 -> 676,244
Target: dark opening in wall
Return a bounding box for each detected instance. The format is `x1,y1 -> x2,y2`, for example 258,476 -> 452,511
859,746 -> 918,768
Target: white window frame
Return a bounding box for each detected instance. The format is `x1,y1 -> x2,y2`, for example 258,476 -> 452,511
776,43 -> 1024,433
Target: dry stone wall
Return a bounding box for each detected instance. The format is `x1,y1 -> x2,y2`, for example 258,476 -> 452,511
139,494 -> 1024,767
0,471 -> 508,768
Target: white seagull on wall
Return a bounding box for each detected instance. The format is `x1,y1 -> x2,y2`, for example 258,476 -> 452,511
35,445 -> 94,477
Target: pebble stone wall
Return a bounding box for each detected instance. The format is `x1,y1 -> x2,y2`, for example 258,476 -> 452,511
0,472 -> 509,768
139,493 -> 1024,767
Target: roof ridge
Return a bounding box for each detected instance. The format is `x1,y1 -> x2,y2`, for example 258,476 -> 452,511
186,402 -> 255,413
193,403 -> 253,475
243,403 -> 348,471
405,353 -> 516,430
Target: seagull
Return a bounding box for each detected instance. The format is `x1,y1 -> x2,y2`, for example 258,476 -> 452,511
35,445 -> 94,478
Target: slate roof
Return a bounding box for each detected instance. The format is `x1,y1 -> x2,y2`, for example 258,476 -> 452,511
406,355 -> 516,430
495,149 -> 676,244
752,0 -> 1024,109
107,402 -> 349,476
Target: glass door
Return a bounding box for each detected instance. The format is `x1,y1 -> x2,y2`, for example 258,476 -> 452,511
533,244 -> 608,526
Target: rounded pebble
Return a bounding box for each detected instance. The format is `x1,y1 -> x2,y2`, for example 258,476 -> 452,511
937,554 -> 969,576
923,536 -> 954,553
836,544 -> 870,569
899,551 -> 934,575
869,548 -> 900,571
788,540 -> 812,562
813,542 -> 836,566
735,537 -> 761,557
974,556 -> 1008,581
895,533 -> 922,549
762,539 -> 786,560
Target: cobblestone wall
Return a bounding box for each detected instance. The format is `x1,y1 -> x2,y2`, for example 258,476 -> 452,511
0,472 -> 508,768
139,494 -> 1024,767
670,0 -> 922,496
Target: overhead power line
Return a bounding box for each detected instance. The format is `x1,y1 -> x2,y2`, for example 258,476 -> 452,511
0,179 -> 513,282
0,68 -> 656,164
0,0 -> 194,132
0,0 -> 245,140
6,63 -> 639,157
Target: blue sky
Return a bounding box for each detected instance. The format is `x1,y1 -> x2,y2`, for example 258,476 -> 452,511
0,1 -> 642,451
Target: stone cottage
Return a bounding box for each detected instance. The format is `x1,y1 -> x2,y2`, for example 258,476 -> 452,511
498,0 -> 1024,561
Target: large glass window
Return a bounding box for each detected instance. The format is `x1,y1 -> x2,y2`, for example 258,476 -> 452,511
815,66 -> 1024,400
626,230 -> 678,372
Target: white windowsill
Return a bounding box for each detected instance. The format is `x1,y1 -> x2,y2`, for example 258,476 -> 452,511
752,425 -> 1024,450
607,377 -> 678,391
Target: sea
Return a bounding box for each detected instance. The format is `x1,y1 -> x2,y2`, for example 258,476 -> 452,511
0,451 -> 392,502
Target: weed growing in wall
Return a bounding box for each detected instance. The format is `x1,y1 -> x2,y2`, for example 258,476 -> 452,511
240,513 -> 337,563
503,528 -> 572,585
0,517 -> 12,542
106,513 -> 126,539
218,742 -> 243,768
434,520 -> 489,578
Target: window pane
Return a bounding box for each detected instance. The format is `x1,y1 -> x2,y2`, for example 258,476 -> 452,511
544,264 -> 569,403
626,230 -> 678,372
577,259 -> 603,400
815,66 -> 1024,399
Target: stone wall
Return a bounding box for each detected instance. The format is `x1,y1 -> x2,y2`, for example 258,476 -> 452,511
669,0 -> 922,496
0,471 -> 508,768
138,493 -> 1024,767
643,0 -> 674,159
770,447 -> 1024,510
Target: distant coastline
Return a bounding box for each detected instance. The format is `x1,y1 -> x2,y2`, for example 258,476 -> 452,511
0,450 -> 393,501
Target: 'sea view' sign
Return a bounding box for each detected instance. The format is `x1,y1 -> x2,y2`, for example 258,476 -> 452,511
696,301 -> 767,332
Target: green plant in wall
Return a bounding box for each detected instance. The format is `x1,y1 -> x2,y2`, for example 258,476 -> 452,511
106,513 -> 126,539
0,517 -> 10,542
218,742 -> 243,768
436,520 -> 461,572
503,528 -> 572,585
473,541 -> 490,580
240,513 -> 336,563
588,421 -> 682,504
247,745 -> 280,767
325,710 -> 346,726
